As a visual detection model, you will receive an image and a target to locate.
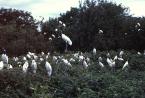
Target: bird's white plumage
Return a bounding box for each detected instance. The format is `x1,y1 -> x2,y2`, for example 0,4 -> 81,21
23,61 -> 29,73
99,61 -> 104,67
93,48 -> 96,55
1,54 -> 8,64
122,61 -> 129,70
119,51 -> 124,57
118,57 -> 124,61
61,34 -> 72,46
98,30 -> 103,34
107,58 -> 115,67
137,52 -> 141,55
7,64 -> 13,69
31,60 -> 37,73
69,58 -> 75,62
0,61 -> 4,70
62,59 -> 72,67
98,57 -> 103,61
114,55 -> 118,61
45,61 -> 52,76
83,60 -> 88,68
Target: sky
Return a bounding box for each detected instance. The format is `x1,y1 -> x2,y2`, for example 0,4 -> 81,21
0,0 -> 145,21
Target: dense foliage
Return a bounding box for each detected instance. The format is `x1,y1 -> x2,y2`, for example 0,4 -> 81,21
0,0 -> 145,55
42,0 -> 145,52
0,50 -> 145,97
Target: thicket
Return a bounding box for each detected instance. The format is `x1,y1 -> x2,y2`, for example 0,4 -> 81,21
0,0 -> 145,55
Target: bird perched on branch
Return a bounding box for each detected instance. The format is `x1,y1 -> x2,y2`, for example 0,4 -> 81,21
61,33 -> 72,52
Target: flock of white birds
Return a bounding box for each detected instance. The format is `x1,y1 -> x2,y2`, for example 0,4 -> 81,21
2,48 -> 144,77
0,22 -> 143,77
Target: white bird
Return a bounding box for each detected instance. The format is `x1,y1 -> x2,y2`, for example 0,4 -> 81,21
113,55 -> 118,61
7,64 -> 13,69
93,48 -> 96,55
98,29 -> 103,34
61,34 -> 72,46
0,61 -> 4,70
45,61 -> 52,77
62,59 -> 72,67
31,60 -> 37,74
22,61 -> 29,73
78,55 -> 84,61
107,58 -> 115,67
83,60 -> 88,68
69,58 -> 75,62
39,58 -> 44,61
52,34 -> 55,38
98,57 -> 103,61
13,57 -> 19,62
23,57 -> 27,61
106,52 -> 110,57
86,57 -> 90,62
55,28 -> 58,32
49,37 -> 52,41
98,61 -> 104,68
137,52 -> 141,55
119,51 -> 124,57
137,22 -> 141,27
27,54 -> 31,59
63,23 -> 66,27
53,56 -> 57,61
122,61 -> 129,70
41,52 -> 45,56
59,20 -> 63,24
1,54 -> 8,64
118,57 -> 124,61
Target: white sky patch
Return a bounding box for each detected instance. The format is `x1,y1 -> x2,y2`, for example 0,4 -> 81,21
111,0 -> 145,17
0,0 -> 145,21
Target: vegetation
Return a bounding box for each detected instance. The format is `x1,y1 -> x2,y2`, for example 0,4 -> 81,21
0,0 -> 145,97
0,50 -> 145,97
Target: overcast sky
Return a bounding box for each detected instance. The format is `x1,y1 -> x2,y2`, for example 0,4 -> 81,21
0,0 -> 145,21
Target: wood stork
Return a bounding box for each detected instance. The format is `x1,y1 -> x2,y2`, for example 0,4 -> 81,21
106,52 -> 110,57
0,61 -> 4,70
113,55 -> 118,61
98,29 -> 103,34
119,50 -> 124,58
7,64 -> 13,69
83,59 -> 88,68
23,57 -> 27,61
55,28 -> 58,32
45,61 -> 52,77
63,23 -> 66,27
122,61 -> 129,70
93,48 -> 96,55
31,60 -> 37,74
98,57 -> 103,61
137,52 -> 141,55
78,55 -> 84,62
135,22 -> 141,28
61,33 -> 72,52
118,57 -> 124,61
59,20 -> 63,24
62,59 -> 72,67
98,61 -> 104,68
69,58 -> 75,62
1,53 -> 8,64
107,58 -> 115,67
52,34 -> 55,38
23,61 -> 29,73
